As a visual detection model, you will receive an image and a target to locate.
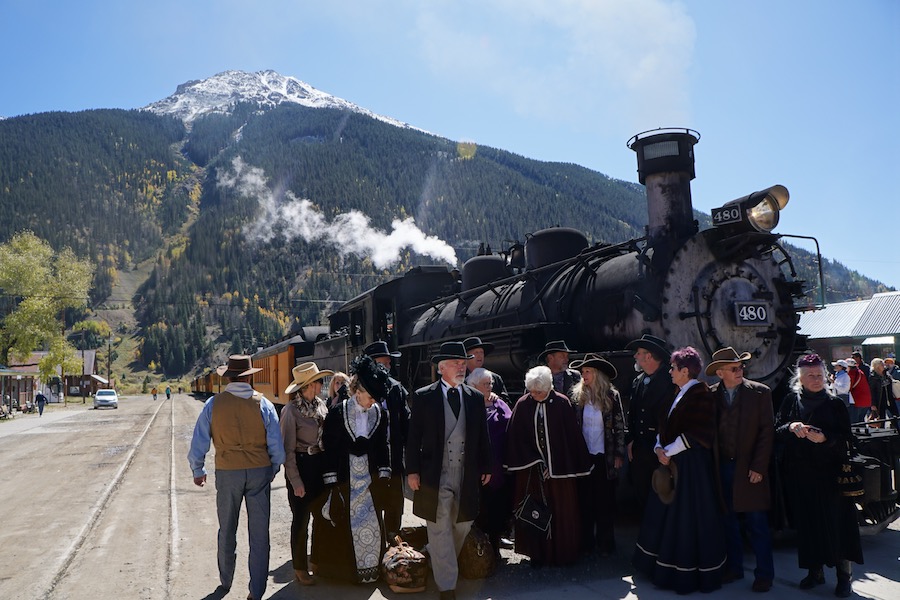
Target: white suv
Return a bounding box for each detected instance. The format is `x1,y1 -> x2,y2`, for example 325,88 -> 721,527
94,389 -> 119,409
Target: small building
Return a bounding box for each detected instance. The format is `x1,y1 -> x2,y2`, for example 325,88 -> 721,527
799,291 -> 900,365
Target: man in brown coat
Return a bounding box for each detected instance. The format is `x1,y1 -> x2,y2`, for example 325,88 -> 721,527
708,347 -> 775,593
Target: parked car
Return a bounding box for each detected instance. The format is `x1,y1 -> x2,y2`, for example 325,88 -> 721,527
93,389 -> 119,409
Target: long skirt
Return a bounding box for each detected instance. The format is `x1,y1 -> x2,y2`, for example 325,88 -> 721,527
314,454 -> 385,583
513,465 -> 581,566
632,447 -> 726,593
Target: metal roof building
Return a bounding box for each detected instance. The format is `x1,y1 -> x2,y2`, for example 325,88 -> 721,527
798,291 -> 900,362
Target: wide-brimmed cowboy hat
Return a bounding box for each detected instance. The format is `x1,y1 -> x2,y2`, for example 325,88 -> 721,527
652,462 -> 678,505
704,346 -> 752,376
570,353 -> 617,380
430,341 -> 474,364
363,340 -> 401,359
538,340 -> 577,361
625,334 -> 672,361
284,362 -> 335,395
462,336 -> 495,355
216,355 -> 263,378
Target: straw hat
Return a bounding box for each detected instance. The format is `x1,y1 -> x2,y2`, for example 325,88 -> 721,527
284,362 -> 334,395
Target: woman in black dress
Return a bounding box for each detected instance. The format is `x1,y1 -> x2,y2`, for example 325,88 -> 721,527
632,346 -> 725,593
317,355 -> 392,583
776,353 -> 863,597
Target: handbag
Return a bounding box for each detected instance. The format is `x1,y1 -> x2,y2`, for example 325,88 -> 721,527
458,524 -> 496,579
514,468 -> 552,537
836,440 -> 865,498
382,536 -> 427,593
890,377 -> 900,398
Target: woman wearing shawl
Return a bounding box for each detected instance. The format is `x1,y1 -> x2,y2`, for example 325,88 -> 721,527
280,362 -> 333,586
505,365 -> 592,567
632,346 -> 725,594
776,354 -> 862,598
317,355 -> 391,583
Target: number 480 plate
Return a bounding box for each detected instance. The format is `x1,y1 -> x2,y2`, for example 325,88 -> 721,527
734,302 -> 770,326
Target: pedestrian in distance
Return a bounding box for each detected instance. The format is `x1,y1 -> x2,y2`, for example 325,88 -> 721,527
187,355 -> 285,600
36,391 -> 48,416
166,385 -> 172,400
151,386 -> 158,401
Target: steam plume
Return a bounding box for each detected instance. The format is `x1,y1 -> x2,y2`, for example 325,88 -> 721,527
219,157 -> 458,268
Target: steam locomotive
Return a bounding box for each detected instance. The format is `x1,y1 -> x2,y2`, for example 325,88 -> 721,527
193,128 -> 898,532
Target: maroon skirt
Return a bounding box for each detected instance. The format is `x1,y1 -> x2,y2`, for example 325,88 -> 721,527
513,465 -> 581,566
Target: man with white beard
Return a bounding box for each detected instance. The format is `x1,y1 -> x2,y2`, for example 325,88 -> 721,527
406,341 -> 492,600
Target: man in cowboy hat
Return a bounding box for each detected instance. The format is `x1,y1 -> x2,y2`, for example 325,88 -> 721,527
624,334 -> 674,513
540,340 -> 581,401
187,355 -> 285,600
707,347 -> 775,592
463,336 -> 509,402
406,341 -> 492,600
363,340 -> 410,537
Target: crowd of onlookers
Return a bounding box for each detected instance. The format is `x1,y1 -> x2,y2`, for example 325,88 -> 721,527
187,339 -> 883,599
828,350 -> 900,428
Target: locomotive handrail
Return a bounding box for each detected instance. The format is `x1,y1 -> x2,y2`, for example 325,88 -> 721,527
777,234 -> 825,309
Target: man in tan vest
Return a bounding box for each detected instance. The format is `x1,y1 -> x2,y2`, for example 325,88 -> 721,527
188,355 -> 285,600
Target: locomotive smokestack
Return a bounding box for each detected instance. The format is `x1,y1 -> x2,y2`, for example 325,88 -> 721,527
627,128 -> 700,248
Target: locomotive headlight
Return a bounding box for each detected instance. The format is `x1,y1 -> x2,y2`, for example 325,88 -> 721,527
712,185 -> 789,233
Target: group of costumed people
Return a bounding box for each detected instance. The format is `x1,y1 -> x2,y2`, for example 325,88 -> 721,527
276,335 -> 865,598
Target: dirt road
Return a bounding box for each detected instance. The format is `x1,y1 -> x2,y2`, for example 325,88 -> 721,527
1,395 -> 898,600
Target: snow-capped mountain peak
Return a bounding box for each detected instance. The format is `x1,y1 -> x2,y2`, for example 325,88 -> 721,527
144,70 -> 420,131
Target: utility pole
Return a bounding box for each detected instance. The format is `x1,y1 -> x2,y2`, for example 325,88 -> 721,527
107,335 -> 112,388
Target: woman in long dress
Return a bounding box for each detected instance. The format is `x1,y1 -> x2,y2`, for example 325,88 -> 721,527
505,365 -> 593,567
776,353 -> 862,597
466,367 -> 513,554
632,346 -> 726,593
317,355 -> 392,583
280,362 -> 332,586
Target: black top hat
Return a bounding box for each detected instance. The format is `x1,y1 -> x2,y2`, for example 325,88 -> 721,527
216,354 -> 263,378
350,354 -> 391,399
431,341 -> 475,364
570,353 -> 618,380
363,340 -> 401,359
539,340 -> 577,361
462,336 -> 494,355
625,334 -> 672,361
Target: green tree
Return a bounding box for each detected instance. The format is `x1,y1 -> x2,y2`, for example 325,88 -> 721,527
0,231 -> 94,368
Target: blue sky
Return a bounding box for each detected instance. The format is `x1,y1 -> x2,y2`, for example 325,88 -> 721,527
2,0 -> 898,292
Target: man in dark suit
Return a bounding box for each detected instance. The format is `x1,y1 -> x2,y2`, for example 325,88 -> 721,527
364,340 -> 410,537
406,341 -> 492,600
624,334 -> 673,512
540,340 -> 581,401
708,347 -> 775,593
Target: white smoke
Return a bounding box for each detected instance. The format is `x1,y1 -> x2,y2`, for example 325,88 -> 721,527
219,157 -> 458,269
